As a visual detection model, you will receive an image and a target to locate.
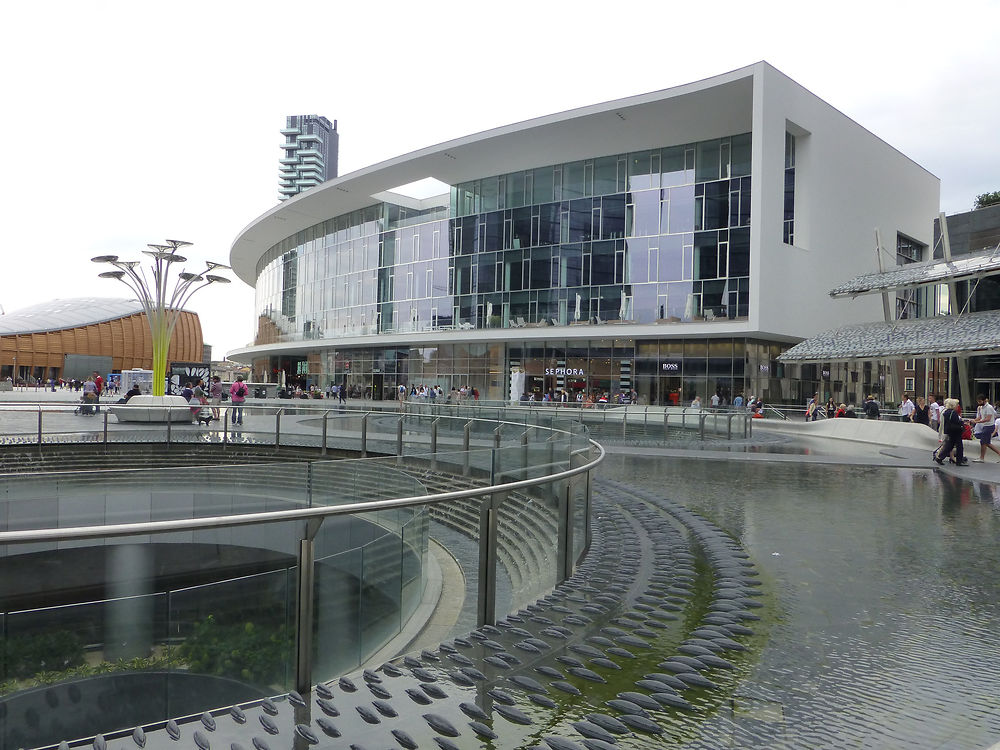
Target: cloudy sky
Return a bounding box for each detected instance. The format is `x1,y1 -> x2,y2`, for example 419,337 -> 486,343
1,1 -> 998,357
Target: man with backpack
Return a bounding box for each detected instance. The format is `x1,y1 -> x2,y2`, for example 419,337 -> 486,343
863,395 -> 880,420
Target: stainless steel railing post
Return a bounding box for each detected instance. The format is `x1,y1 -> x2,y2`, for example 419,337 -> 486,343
275,409 -> 283,453
223,411 -> 229,448
463,421 -> 472,477
477,491 -> 500,627
321,410 -> 330,456
663,410 -> 669,441
396,417 -> 404,463
431,418 -> 439,472
37,407 -> 42,447
361,412 -> 368,457
558,480 -> 574,583
521,429 -> 529,481
103,411 -> 109,450
699,412 -> 707,441
295,517 -> 323,695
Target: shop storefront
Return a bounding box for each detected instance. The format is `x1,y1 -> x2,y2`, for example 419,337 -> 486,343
251,337 -> 816,406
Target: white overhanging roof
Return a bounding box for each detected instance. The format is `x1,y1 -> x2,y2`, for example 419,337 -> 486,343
0,298 -> 145,335
830,246 -> 1000,298
777,310 -> 1000,362
230,63 -> 763,285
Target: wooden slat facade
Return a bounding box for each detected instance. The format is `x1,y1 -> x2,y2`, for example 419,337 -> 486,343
0,312 -> 203,381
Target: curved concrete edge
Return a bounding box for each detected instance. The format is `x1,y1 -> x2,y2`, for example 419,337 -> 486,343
361,538 -> 464,669
110,395 -> 195,423
754,417 -> 942,450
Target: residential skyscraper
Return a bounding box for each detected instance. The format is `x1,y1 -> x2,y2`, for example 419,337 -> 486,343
279,115 -> 338,201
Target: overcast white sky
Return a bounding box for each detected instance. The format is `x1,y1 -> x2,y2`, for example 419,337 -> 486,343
1,1 -> 998,358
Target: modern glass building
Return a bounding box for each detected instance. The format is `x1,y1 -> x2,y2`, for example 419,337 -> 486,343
279,115 -> 338,202
231,62 -> 939,405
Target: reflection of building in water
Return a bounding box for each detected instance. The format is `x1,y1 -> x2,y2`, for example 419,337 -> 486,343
230,63 -> 938,406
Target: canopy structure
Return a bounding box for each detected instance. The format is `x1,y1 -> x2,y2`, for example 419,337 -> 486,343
778,309 -> 1000,363
829,245 -> 1000,298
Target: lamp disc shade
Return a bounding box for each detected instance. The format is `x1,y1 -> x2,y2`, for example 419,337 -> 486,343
178,272 -> 204,282
91,255 -> 119,263
205,274 -> 231,284
99,270 -> 126,279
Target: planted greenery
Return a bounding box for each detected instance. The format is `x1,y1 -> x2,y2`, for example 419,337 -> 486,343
175,615 -> 293,687
3,630 -> 86,681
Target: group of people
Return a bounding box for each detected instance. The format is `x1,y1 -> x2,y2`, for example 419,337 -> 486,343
933,394 -> 1000,467
691,393 -> 763,416
397,384 -> 479,403
179,375 -> 248,425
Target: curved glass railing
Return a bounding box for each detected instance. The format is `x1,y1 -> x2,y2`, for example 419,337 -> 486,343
0,399 -> 749,450
0,409 -> 602,749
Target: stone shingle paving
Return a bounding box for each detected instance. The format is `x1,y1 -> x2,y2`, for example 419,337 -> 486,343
66,478 -> 763,750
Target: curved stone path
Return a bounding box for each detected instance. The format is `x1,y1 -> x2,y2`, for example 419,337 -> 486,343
56,479 -> 766,750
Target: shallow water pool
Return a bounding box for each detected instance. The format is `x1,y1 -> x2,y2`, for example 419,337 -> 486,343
600,455 -> 1000,749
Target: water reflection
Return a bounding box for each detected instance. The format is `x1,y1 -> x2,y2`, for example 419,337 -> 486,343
599,456 -> 1000,748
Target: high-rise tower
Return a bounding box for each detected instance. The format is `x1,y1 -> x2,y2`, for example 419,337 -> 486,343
279,115 -> 338,201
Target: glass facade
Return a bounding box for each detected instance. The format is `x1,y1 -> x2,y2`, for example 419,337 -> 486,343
250,337 -> 815,407
254,133 -> 752,345
248,132 -> 808,403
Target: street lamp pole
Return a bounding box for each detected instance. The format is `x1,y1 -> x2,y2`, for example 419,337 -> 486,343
93,240 -> 230,398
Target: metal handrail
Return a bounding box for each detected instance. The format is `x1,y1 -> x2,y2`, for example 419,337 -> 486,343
0,414 -> 602,695
0,441 -> 604,546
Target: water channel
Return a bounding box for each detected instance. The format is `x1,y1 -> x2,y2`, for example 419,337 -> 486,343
598,453 -> 1000,748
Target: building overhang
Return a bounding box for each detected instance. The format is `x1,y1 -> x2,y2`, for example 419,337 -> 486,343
231,64 -> 763,285
777,310 -> 1000,363
225,319 -> 802,361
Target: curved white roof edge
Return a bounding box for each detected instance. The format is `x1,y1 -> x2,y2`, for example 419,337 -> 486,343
230,62 -> 770,285
224,319 -> 805,362
0,297 -> 146,335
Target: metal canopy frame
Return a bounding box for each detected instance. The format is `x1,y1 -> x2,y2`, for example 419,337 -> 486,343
830,243 -> 1000,298
778,308 -> 1000,363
